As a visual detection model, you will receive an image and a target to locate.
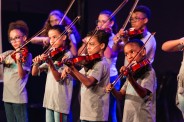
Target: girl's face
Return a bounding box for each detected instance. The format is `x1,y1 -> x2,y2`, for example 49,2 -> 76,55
49,15 -> 61,26
9,29 -> 26,49
124,43 -> 146,63
86,36 -> 103,55
97,14 -> 114,30
48,29 -> 66,48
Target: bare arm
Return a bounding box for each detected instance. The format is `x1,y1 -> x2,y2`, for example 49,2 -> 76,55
32,55 -> 45,76
120,66 -> 149,98
128,74 -> 149,98
17,61 -> 26,79
162,38 -> 184,52
31,37 -> 50,46
104,46 -> 112,59
47,58 -> 61,81
106,83 -> 126,100
16,53 -> 26,78
69,66 -> 97,88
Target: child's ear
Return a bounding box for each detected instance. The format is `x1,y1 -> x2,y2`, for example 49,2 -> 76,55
100,43 -> 105,50
23,36 -> 27,42
144,18 -> 148,24
141,48 -> 146,57
62,35 -> 67,40
110,21 -> 114,28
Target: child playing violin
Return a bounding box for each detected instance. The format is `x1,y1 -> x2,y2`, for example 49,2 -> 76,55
106,39 -> 157,122
0,20 -> 32,122
32,25 -> 73,122
61,30 -> 111,122
113,5 -> 156,65
31,10 -> 80,57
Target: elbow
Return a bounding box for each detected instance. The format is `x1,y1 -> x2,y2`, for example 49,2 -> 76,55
18,73 -> 26,79
85,84 -> 92,88
161,44 -> 166,51
85,82 -> 95,88
32,71 -> 38,76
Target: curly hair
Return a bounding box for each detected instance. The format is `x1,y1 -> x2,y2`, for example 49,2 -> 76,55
8,20 -> 29,37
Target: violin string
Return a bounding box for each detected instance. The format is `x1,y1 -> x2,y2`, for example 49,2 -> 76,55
79,0 -> 128,56
112,32 -> 156,86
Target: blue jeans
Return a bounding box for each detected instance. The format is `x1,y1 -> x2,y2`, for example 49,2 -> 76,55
4,102 -> 28,122
109,75 -> 121,122
46,108 -> 68,122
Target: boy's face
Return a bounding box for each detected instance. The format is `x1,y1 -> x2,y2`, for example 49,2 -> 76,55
124,42 -> 146,63
97,14 -> 113,30
49,15 -> 61,26
9,29 -> 26,49
86,36 -> 102,55
48,29 -> 65,48
130,12 -> 147,30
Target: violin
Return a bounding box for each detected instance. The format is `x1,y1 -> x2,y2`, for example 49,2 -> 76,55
119,28 -> 144,39
123,59 -> 150,76
48,47 -> 65,61
112,32 -> 156,86
11,47 -> 29,63
59,53 -> 101,67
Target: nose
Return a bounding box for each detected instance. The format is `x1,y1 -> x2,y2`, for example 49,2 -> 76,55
127,54 -> 133,61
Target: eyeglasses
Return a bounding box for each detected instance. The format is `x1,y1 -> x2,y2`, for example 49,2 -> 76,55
9,36 -> 24,43
129,17 -> 145,22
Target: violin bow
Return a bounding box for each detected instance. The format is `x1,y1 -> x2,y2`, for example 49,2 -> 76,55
43,16 -> 80,55
59,0 -> 75,25
112,32 -> 156,86
121,0 -> 139,31
78,0 -> 128,56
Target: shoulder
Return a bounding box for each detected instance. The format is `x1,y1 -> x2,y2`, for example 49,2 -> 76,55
94,57 -> 110,70
143,66 -> 156,80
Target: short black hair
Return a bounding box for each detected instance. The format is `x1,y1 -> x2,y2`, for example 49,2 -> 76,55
125,39 -> 144,48
87,30 -> 111,50
134,5 -> 151,19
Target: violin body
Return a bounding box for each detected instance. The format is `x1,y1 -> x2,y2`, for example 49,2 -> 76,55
11,47 -> 29,63
63,53 -> 101,67
49,47 -> 65,61
129,59 -> 151,79
120,28 -> 144,39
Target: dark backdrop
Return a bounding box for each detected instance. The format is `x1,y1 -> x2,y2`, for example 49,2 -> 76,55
1,0 -> 184,122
